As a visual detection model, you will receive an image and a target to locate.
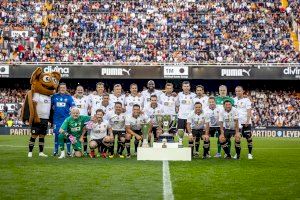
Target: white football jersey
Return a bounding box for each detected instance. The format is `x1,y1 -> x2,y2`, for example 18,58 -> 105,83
193,95 -> 209,111
109,94 -> 125,107
33,93 -> 51,119
106,111 -> 126,131
88,94 -> 103,116
97,103 -> 115,117
143,104 -> 164,127
159,93 -> 177,116
219,107 -> 239,130
89,120 -> 111,140
73,95 -> 89,115
205,106 -> 222,127
141,89 -> 163,108
125,114 -> 150,130
187,111 -> 209,130
234,97 -> 252,125
177,92 -> 196,119
124,94 -> 144,115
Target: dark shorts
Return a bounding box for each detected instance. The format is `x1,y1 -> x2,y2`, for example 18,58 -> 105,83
31,119 -> 48,135
132,130 -> 142,138
224,129 -> 236,139
91,138 -> 104,147
192,129 -> 205,139
152,126 -> 158,139
177,118 -> 187,131
240,124 -> 252,138
113,130 -> 126,137
209,127 -> 220,137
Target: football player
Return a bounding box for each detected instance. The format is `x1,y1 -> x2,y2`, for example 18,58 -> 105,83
88,82 -> 105,116
109,84 -> 125,108
193,85 -> 209,111
141,80 -> 163,108
125,83 -> 144,115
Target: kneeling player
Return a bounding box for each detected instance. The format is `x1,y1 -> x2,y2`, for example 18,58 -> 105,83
85,109 -> 113,158
186,102 -> 210,158
219,100 -> 241,159
58,107 -> 90,159
125,104 -> 152,158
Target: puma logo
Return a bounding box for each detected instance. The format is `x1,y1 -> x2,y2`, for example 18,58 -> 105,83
122,69 -> 131,75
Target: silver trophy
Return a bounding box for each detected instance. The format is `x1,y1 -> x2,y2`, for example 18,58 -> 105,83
141,122 -> 151,148
178,129 -> 184,148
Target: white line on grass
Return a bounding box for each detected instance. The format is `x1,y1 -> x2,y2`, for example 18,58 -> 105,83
0,145 -> 300,150
163,160 -> 174,200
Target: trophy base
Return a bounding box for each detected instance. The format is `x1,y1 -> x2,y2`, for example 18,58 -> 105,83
158,133 -> 174,142
178,144 -> 183,148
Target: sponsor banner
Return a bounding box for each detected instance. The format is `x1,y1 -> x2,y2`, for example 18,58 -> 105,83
282,66 -> 300,79
0,65 -> 9,78
0,126 -> 53,135
251,127 -> 300,138
164,64 -> 189,79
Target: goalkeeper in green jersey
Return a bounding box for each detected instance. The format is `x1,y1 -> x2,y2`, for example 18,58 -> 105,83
58,107 -> 90,159
214,85 -> 234,158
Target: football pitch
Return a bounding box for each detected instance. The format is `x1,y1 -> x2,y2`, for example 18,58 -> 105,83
0,136 -> 299,200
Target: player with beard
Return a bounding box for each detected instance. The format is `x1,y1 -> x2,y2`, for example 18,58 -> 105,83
193,85 -> 209,111
214,85 -> 235,158
186,102 -> 210,158
176,81 -> 196,132
106,102 -> 126,158
109,84 -> 126,108
125,83 -> 144,115
219,100 -> 241,159
73,85 -> 89,156
125,104 -> 152,158
141,80 -> 163,108
234,86 -> 253,159
143,95 -> 164,143
88,82 -> 105,116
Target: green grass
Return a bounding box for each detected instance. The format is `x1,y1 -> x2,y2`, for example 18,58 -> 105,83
0,136 -> 299,200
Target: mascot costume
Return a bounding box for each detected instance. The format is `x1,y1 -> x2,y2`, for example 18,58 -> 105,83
21,67 -> 61,157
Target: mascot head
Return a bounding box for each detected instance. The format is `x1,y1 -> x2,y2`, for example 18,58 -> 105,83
30,67 -> 61,95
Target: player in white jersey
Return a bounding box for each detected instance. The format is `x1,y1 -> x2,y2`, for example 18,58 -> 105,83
193,85 -> 209,111
186,102 -> 210,158
84,109 -> 113,158
143,95 -> 164,142
109,84 -> 126,108
88,82 -> 105,116
219,100 -> 241,159
92,93 -> 114,117
73,85 -> 89,155
125,104 -> 151,158
205,96 -> 222,155
234,86 -> 253,159
125,83 -> 144,115
106,102 -> 126,158
176,81 -> 196,131
141,80 -> 163,108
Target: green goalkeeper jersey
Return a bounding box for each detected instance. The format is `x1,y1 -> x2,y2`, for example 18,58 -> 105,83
215,96 -> 235,107
60,115 -> 90,137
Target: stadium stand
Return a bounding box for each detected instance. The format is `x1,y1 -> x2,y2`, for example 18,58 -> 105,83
0,0 -> 299,63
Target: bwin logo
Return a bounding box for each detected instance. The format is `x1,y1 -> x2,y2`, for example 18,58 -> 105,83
221,69 -> 251,77
101,68 -> 131,76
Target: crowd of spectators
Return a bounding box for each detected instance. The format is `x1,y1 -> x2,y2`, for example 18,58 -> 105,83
0,0 -> 299,63
0,87 -> 299,127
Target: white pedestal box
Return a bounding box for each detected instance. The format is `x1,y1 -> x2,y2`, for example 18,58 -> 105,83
137,142 -> 191,161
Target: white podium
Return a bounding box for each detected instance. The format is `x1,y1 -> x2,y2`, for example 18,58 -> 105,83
137,142 -> 191,161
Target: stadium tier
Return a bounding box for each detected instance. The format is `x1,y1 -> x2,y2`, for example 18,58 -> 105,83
0,0 -> 300,63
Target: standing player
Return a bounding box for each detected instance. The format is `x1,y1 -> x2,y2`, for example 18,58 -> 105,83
141,80 -> 163,108
219,100 -> 241,159
125,104 -> 152,158
58,107 -> 90,159
214,85 -> 235,158
186,102 -> 210,158
51,83 -> 75,156
143,95 -> 164,142
106,102 -> 126,158
88,82 -> 105,116
193,85 -> 209,111
73,85 -> 89,156
85,109 -> 113,158
205,97 -> 222,156
124,83 -> 144,115
109,84 -> 125,108
176,81 -> 196,132
234,86 -> 253,159
95,93 -> 114,117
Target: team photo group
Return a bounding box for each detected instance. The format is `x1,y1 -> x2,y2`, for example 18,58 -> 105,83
25,78 -> 253,160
